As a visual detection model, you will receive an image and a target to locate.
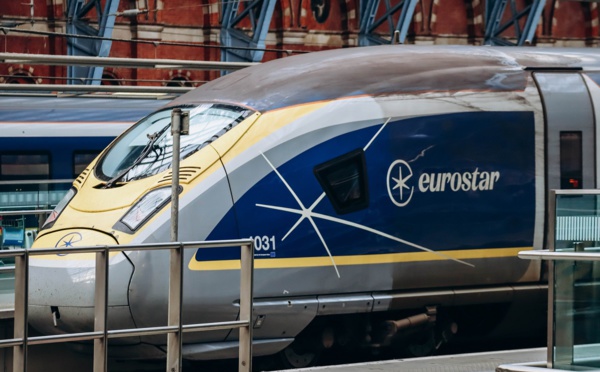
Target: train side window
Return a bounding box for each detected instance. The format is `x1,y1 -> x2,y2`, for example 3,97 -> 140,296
0,153 -> 49,180
314,149 -> 369,214
73,152 -> 100,177
560,131 -> 583,189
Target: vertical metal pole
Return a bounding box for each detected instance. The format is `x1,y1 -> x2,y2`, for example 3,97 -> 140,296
170,108 -> 181,243
167,108 -> 183,372
167,243 -> 184,372
238,243 -> 254,372
13,251 -> 28,372
547,190 -> 556,368
93,249 -> 108,372
28,0 -> 34,25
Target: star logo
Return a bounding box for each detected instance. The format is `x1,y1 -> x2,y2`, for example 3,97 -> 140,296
55,232 -> 83,255
387,159 -> 414,207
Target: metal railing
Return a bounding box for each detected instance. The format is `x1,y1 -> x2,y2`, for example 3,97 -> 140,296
0,239 -> 254,372
0,210 -> 52,217
0,53 -> 257,71
519,250 -> 600,262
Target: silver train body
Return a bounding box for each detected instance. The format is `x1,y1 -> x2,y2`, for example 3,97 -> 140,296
28,45 -> 600,365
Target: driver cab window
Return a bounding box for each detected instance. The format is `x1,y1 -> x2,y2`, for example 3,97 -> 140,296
314,149 -> 369,214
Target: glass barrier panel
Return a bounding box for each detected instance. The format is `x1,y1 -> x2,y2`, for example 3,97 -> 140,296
554,193 -> 600,369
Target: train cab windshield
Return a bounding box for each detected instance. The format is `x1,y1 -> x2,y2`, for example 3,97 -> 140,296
96,103 -> 252,185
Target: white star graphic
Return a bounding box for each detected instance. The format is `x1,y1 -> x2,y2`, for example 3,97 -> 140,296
392,165 -> 412,201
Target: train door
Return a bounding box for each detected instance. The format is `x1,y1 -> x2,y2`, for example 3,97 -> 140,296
533,72 -> 595,191
534,72 -> 595,256
583,72 -> 600,185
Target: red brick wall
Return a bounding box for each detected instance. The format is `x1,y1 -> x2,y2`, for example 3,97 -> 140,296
0,0 -> 598,85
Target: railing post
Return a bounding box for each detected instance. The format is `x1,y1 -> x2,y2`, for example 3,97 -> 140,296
547,189 -> 556,368
167,108 -> 185,372
171,108 -> 181,243
238,242 -> 254,372
167,243 -> 184,372
93,248 -> 109,372
13,251 -> 28,372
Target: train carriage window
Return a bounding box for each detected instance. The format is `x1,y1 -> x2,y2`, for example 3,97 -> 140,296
73,152 -> 100,177
560,131 -> 583,189
0,153 -> 49,180
314,149 -> 369,214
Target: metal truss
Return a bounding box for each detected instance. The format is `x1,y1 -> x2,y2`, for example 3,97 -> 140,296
66,0 -> 120,85
220,0 -> 276,63
358,0 -> 419,46
484,0 -> 546,46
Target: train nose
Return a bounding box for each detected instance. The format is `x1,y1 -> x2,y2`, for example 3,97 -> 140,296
28,229 -> 137,339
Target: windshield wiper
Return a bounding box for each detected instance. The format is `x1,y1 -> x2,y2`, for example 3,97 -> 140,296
183,123 -> 234,158
105,122 -> 171,188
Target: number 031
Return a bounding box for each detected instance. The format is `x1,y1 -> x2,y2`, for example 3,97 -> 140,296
250,235 -> 276,251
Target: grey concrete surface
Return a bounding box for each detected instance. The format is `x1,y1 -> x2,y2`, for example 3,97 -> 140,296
282,348 -> 547,372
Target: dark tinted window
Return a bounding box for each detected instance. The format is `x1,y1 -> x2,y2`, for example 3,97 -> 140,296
314,149 -> 368,214
560,131 -> 582,189
0,153 -> 49,180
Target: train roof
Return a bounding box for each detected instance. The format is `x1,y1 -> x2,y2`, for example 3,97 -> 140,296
168,45 -> 600,112
0,96 -> 168,122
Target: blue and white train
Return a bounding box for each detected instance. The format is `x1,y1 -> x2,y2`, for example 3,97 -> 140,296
28,45 -> 600,367
0,96 -> 167,247
0,96 -> 167,183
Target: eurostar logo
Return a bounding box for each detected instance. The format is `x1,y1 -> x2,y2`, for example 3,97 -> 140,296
387,159 -> 414,207
55,232 -> 83,249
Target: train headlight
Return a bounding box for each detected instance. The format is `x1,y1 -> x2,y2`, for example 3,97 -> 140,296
42,188 -> 76,230
120,187 -> 173,231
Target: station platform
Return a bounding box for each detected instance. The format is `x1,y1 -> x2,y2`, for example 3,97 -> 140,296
280,348 -> 547,372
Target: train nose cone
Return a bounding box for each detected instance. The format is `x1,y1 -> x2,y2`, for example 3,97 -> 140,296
28,229 -> 136,338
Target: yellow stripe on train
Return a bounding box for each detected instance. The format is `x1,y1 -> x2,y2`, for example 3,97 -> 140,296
188,246 -> 533,271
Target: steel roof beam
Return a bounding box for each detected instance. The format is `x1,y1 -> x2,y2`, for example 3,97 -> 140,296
220,0 -> 277,64
358,0 -> 419,46
0,53 -> 256,71
484,0 -> 546,46
0,84 -> 191,94
67,0 -> 120,85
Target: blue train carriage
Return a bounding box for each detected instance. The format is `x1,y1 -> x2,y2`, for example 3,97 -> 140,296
0,96 -> 166,249
27,46 -> 600,366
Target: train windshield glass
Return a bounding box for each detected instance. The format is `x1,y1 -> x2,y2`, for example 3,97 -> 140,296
97,104 -> 252,184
